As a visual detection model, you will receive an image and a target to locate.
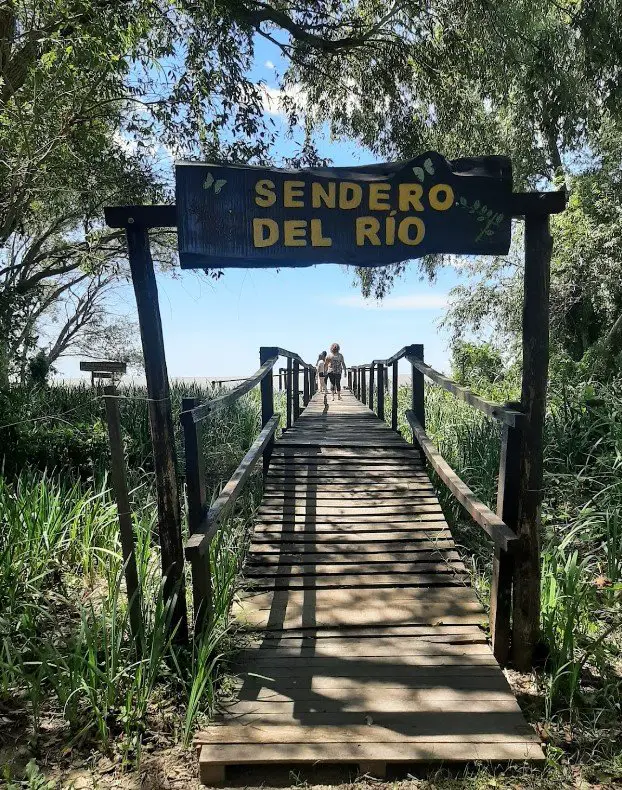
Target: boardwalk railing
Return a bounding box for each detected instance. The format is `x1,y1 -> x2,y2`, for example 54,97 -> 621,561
351,345 -> 521,665
182,347 -> 315,628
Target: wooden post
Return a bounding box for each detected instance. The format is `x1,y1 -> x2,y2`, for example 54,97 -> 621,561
286,357 -> 293,429
512,215 -> 552,670
490,401 -> 522,665
278,369 -> 283,391
293,360 -> 300,421
126,224 -> 188,642
409,344 -> 425,454
348,370 -> 352,390
303,365 -> 310,407
377,364 -> 385,421
103,386 -> 143,645
260,347 -> 277,474
369,363 -> 375,412
361,367 -> 367,405
391,361 -> 399,431
181,397 -> 212,630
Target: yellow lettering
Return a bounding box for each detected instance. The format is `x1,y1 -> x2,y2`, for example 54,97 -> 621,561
398,183 -> 424,212
369,183 -> 391,211
312,182 -> 336,208
284,180 -> 305,208
339,182 -> 363,209
284,219 -> 307,246
386,215 -> 396,245
255,179 -> 276,207
253,218 -> 279,247
429,183 -> 454,211
356,217 -> 381,246
310,219 -> 332,247
398,217 -> 425,246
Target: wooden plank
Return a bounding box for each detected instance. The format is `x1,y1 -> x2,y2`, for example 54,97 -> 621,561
247,624 -> 485,639
198,741 -> 545,766
217,698 -> 522,716
257,503 -> 444,516
198,715 -> 539,744
185,415 -> 280,557
247,550 -> 463,564
234,588 -> 486,629
245,561 -> 465,575
234,652 -> 497,669
406,410 -> 517,552
262,489 -> 438,499
244,574 -> 469,590
253,530 -> 455,555
253,515 -> 448,527
231,641 -> 489,658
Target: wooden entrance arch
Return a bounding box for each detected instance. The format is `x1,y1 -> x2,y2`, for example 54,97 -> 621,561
105,153 -> 565,670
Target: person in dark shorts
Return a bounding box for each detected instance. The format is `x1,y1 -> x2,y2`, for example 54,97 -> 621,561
325,343 -> 346,400
316,351 -> 327,392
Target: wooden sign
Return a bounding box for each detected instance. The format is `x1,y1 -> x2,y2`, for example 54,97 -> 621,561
176,152 -> 512,269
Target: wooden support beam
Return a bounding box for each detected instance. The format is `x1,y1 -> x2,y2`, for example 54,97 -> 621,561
181,396 -> 212,631
377,364 -> 385,421
286,357 -> 293,429
126,225 -> 188,643
293,360 -> 300,421
512,214 -> 552,670
409,344 -> 425,456
392,361 -> 399,431
260,347 -> 277,475
369,363 -> 375,412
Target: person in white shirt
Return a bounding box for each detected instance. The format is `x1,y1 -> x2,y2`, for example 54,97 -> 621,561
316,351 -> 327,392
325,343 -> 346,400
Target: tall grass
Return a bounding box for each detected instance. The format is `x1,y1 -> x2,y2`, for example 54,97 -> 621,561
393,378 -> 622,721
0,385 -> 265,774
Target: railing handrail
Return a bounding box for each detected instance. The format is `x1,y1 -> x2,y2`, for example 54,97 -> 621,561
352,344 -> 523,427
274,347 -> 315,369
406,356 -> 524,427
185,356 -> 278,423
185,414 -> 280,558
406,410 -> 517,552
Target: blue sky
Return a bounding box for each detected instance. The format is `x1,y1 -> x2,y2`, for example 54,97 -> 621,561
57,36 -> 468,381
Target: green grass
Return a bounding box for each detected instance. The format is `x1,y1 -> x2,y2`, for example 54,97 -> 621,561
0,384 -> 265,778
389,378 -> 622,783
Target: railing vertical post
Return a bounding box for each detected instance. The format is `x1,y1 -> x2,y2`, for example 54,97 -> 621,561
490,401 -> 522,665
278,368 -> 283,391
259,348 -> 276,474
303,365 -> 310,406
348,370 -> 352,390
181,397 -> 212,631
286,357 -> 292,429
408,344 -> 425,452
104,385 -> 143,645
369,363 -> 375,412
293,359 -> 300,421
391,361 -> 399,431
377,364 -> 385,421
353,367 -> 358,398
361,367 -> 367,405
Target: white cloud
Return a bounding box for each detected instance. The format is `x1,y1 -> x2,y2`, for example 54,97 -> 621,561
261,84 -> 306,119
334,293 -> 449,310
265,60 -> 275,70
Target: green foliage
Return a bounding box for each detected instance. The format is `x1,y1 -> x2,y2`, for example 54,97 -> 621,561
0,380 -> 263,768
451,340 -> 506,388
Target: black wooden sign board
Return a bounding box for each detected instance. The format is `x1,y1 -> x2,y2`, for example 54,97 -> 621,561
176,152 -> 512,269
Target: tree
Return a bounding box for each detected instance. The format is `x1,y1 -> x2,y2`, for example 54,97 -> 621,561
284,0 -> 622,302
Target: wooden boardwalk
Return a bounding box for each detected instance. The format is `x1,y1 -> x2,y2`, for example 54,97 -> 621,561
196,391 -> 544,783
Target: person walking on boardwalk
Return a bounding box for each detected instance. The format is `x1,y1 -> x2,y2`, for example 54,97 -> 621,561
316,351 -> 327,393
326,343 -> 346,400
